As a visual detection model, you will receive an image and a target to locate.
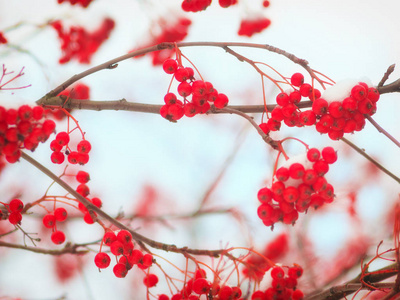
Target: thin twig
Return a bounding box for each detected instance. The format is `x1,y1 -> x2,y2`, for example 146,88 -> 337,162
378,64 -> 396,87
365,115 -> 400,148
340,137 -> 400,184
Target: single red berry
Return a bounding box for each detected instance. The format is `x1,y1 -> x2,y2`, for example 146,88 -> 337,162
141,253 -> 153,268
43,214 -> 56,228
8,212 -> 22,225
288,265 -> 303,279
162,59 -> 178,74
117,230 -> 133,244
67,151 -> 79,164
299,110 -> 316,126
50,140 -> 63,152
77,153 -> 89,165
307,148 -> 320,162
342,97 -> 358,112
164,92 -> 178,105
113,263 -> 128,278
275,167 -> 289,181
313,160 -> 329,176
42,119 -> 56,136
290,73 -> 304,87
94,252 -> 111,269
110,241 -> 125,256
192,278 -> 211,294
214,93 -> 229,109
289,163 -> 305,179
271,181 -> 285,197
76,184 -> 90,197
283,209 -> 299,225
174,67 -> 190,82
257,187 -> 273,203
271,106 -> 284,121
328,101 -> 344,118
271,266 -> 285,280
299,83 -> 312,97
77,140 -> 91,153
177,81 -> 192,97
367,87 -> 380,102
9,199 -> 24,213
90,197 -> 102,208
321,146 -> 337,164
143,274 -> 158,287
54,207 -> 68,222
259,123 -> 270,135
51,230 -> 66,244
351,84 -> 367,101
32,106 -> 44,120
192,80 -> 207,96
283,186 -> 299,203
51,151 -> 65,164
103,231 -> 117,246
83,211 -> 96,224
328,129 -> 344,140
76,170 -> 90,183
289,91 -> 302,104
55,131 -> 70,146
302,169 -> 318,185
312,98 -> 328,115
276,93 -> 289,106
257,203 -> 274,220
262,0 -> 270,7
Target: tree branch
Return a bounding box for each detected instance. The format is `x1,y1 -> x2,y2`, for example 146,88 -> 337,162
0,240 -> 91,255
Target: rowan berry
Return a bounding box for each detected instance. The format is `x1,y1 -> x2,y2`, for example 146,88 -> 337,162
32,106 -> 44,120
299,110 -> 316,126
43,214 -> 56,228
110,240 -> 124,256
8,212 -> 22,225
328,101 -> 344,118
5,108 -> 18,125
267,118 -> 281,131
174,67 -> 190,82
299,83 -> 312,97
130,249 -> 143,264
302,169 -> 318,185
279,200 -> 294,213
281,104 -> 297,118
56,132 -> 70,146
51,230 -> 66,244
271,266 -> 285,279
283,209 -> 299,225
117,230 -> 132,244
113,263 -> 128,278
275,167 -> 289,182
276,92 -> 289,106
358,98 -> 375,115
271,181 -> 285,197
42,119 -> 56,135
54,207 -> 68,222
83,211 -> 96,224
351,84 -> 367,101
192,80 -> 206,96
292,289 -> 304,300
219,286 -> 233,300
193,278 -> 210,294
343,119 -> 357,133
290,73 -> 304,87
94,252 -> 111,269
232,286 -> 242,298
103,231 -> 117,246
77,140 -> 91,153
184,103 -> 198,117
284,276 -> 297,289
271,106 -> 284,121
257,203 -> 274,220
76,184 -> 90,197
252,290 -> 266,300
328,129 -> 344,140
141,253 -> 154,268
257,187 -> 273,203
263,0 -> 270,7
312,176 -> 328,192
307,148 -> 320,162
76,170 -> 90,183
313,160 -> 329,176
67,151 -> 79,164
214,93 -> 229,109
163,59 -> 178,74
312,98 -> 328,115
289,91 -> 302,104
289,163 -> 305,179
367,87 -> 380,102
177,81 -> 192,97
9,198 -> 24,212
321,147 -> 337,164
5,128 -> 18,142
259,123 -> 270,135
143,274 -> 159,287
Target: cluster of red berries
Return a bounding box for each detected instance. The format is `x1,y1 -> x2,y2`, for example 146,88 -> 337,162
0,198 -> 24,225
312,81 -> 380,140
252,265 -> 304,300
56,0 -> 94,8
0,105 -> 56,163
49,131 -> 91,165
134,18 -> 191,66
51,18 -> 115,64
94,230 -> 154,278
181,0 -> 238,12
72,170 -> 103,225
42,207 -> 68,245
259,73 -> 322,134
0,32 -> 7,44
160,59 -> 229,121
257,147 -> 337,228
157,268 -> 242,300
238,17 -> 271,37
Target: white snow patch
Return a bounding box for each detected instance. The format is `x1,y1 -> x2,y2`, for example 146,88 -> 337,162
322,78 -> 372,103
274,152 -> 313,187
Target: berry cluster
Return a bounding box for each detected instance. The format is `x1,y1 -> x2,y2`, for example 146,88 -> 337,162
160,59 -> 229,121
252,265 -> 304,300
42,208 -> 68,245
51,18 -> 115,64
134,18 -> 191,66
0,105 -> 56,163
0,32 -> 7,44
56,0 -> 94,8
181,0 -> 237,12
312,81 -> 380,140
94,230 -> 153,278
257,147 -> 337,228
238,17 -> 271,37
259,73 -> 322,134
0,198 -> 24,225
49,131 -> 92,165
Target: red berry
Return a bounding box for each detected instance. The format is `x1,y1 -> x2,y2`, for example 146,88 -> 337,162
67,151 -> 79,164
313,160 -> 329,176
162,59 -> 178,74
51,151 -> 65,164
351,84 -> 367,101
292,289 -> 304,300
54,207 -> 68,222
214,93 -> 229,109
367,87 -> 380,102
257,203 -> 274,220
76,170 -> 90,183
289,163 -> 305,179
312,98 -> 328,115
103,231 -> 117,246
9,198 -> 24,212
113,263 -> 128,278
328,101 -> 344,118
43,214 -> 56,228
288,265 -> 303,279
283,186 -> 299,203
76,184 -> 90,197
117,230 -> 132,244
55,131 -> 70,146
50,140 -> 63,152
257,187 -> 273,203
275,167 -> 289,181
276,93 -> 289,106
307,148 -> 320,162
110,241 -> 125,256
90,197 -> 102,208
8,212 -> 22,225
290,73 -> 304,87
94,252 -> 111,269
164,93 -> 178,105
77,140 -> 91,153
83,211 -> 96,224
259,123 -> 270,135
271,266 -> 285,279
143,274 -> 158,287
51,230 -> 66,244
321,147 -> 337,164
192,278 -> 211,294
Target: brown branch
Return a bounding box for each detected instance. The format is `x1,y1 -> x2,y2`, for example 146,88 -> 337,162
0,240 -> 91,255
378,64 -> 396,88
36,96 -> 313,114
305,263 -> 399,300
340,137 -> 400,184
19,151 -> 240,258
